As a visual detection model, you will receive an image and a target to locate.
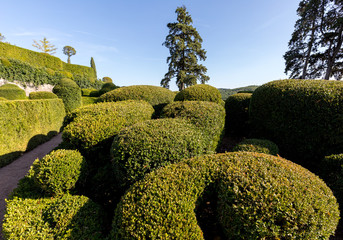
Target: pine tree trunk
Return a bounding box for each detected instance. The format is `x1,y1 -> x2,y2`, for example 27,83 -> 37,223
302,20 -> 316,79
67,56 -> 70,64
324,27 -> 343,80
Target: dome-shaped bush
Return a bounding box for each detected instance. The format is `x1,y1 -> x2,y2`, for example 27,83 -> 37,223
31,149 -> 85,196
98,82 -> 119,96
53,78 -> 81,113
29,91 -> 58,99
111,118 -> 208,190
250,79 -> 343,164
174,84 -> 222,104
111,152 -> 339,239
0,84 -> 26,100
161,101 -> 225,152
225,92 -> 252,137
232,138 -> 279,156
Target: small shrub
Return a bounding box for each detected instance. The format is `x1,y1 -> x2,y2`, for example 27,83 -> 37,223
161,101 -> 225,152
29,91 -> 58,99
111,118 -> 208,190
0,84 -> 26,100
174,84 -> 222,104
98,82 -> 119,96
232,138 -> 279,156
89,90 -> 101,97
3,194 -> 104,239
111,152 -> 339,239
102,76 -> 112,83
225,92 -> 252,137
53,78 -> 81,113
31,149 -> 85,196
81,88 -> 97,96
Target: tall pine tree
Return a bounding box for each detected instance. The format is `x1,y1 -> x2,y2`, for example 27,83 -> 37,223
161,6 -> 209,91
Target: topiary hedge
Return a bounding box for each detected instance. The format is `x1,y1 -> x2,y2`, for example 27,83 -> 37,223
53,78 -> 82,114
225,92 -> 252,137
0,99 -> 65,167
99,85 -> 175,115
81,88 -> 97,96
111,118 -> 208,190
0,84 -> 27,100
232,138 -> 279,156
249,79 -> 343,165
3,194 -> 104,239
81,96 -> 98,106
62,100 -> 154,156
29,91 -> 58,99
161,101 -> 225,152
111,152 -> 339,239
31,150 -> 85,196
0,97 -> 7,101
174,84 -> 222,104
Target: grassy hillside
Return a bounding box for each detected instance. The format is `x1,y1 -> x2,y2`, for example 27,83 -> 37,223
218,85 -> 259,100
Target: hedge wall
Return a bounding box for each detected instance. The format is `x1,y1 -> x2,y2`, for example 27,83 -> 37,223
0,99 -> 66,167
0,84 -> 27,100
250,79 -> 343,165
112,152 -> 339,239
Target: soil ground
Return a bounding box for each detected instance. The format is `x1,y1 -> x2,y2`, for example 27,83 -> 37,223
0,134 -> 62,240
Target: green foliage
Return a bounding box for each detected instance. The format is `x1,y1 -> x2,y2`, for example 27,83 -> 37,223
161,6 -> 209,90
81,88 -> 97,96
62,100 -> 154,155
112,152 -> 339,239
225,92 -> 252,137
31,150 -> 85,196
53,78 -> 82,114
175,84 -> 222,104
0,84 -> 27,100
232,138 -> 279,156
90,57 -> 97,78
29,91 -> 58,99
3,194 -> 104,239
32,37 -> 57,55
250,79 -> 343,165
111,118 -> 208,190
0,97 -> 7,101
102,76 -> 112,83
218,85 -> 258,100
63,46 -> 76,64
0,99 -> 65,167
98,82 -> 119,96
161,101 -> 225,152
81,96 -> 98,106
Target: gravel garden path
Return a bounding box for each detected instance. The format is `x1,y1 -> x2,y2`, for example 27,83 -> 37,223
0,134 -> 62,240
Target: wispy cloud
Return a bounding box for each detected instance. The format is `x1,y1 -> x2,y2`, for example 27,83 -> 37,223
254,13 -> 285,32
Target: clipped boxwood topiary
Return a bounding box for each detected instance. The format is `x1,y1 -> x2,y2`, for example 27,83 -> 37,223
232,138 -> 279,156
111,152 -> 339,239
98,82 -> 119,96
225,92 -> 252,137
0,84 -> 26,100
99,85 -> 175,115
0,97 -> 7,101
161,101 -> 225,152
3,194 -> 104,239
31,149 -> 85,196
62,100 -> 154,156
81,88 -> 97,96
174,84 -> 222,104
250,79 -> 343,165
111,118 -> 208,190
29,91 -> 58,99
53,78 -> 81,113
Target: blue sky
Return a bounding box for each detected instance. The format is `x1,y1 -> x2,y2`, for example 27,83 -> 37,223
0,0 -> 300,90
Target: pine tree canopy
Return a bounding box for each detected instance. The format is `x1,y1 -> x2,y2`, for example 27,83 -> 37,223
161,6 -> 209,91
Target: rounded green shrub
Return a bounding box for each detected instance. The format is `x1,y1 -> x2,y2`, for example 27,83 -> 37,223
3,194 -> 104,239
29,91 -> 58,99
98,82 -> 119,96
99,85 -> 175,111
111,152 -> 339,239
250,79 -> 343,165
31,149 -> 85,196
232,138 -> 279,156
161,101 -> 225,152
53,78 -> 81,113
0,84 -> 27,100
111,118 -> 208,189
81,88 -> 97,96
225,92 -> 252,137
174,84 -> 222,104
62,100 -> 154,154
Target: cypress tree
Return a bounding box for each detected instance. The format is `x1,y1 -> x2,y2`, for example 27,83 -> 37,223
161,6 -> 209,91
90,57 -> 97,78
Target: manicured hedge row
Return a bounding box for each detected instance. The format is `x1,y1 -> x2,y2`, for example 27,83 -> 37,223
250,79 -> 343,165
0,84 -> 26,100
174,84 -> 222,104
111,118 -> 208,190
225,92 -> 252,137
0,99 -> 65,167
232,138 -> 279,156
112,152 -> 339,239
3,194 -> 104,239
62,100 -> 154,156
29,91 -> 58,99
53,78 -> 82,114
161,101 -> 225,152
